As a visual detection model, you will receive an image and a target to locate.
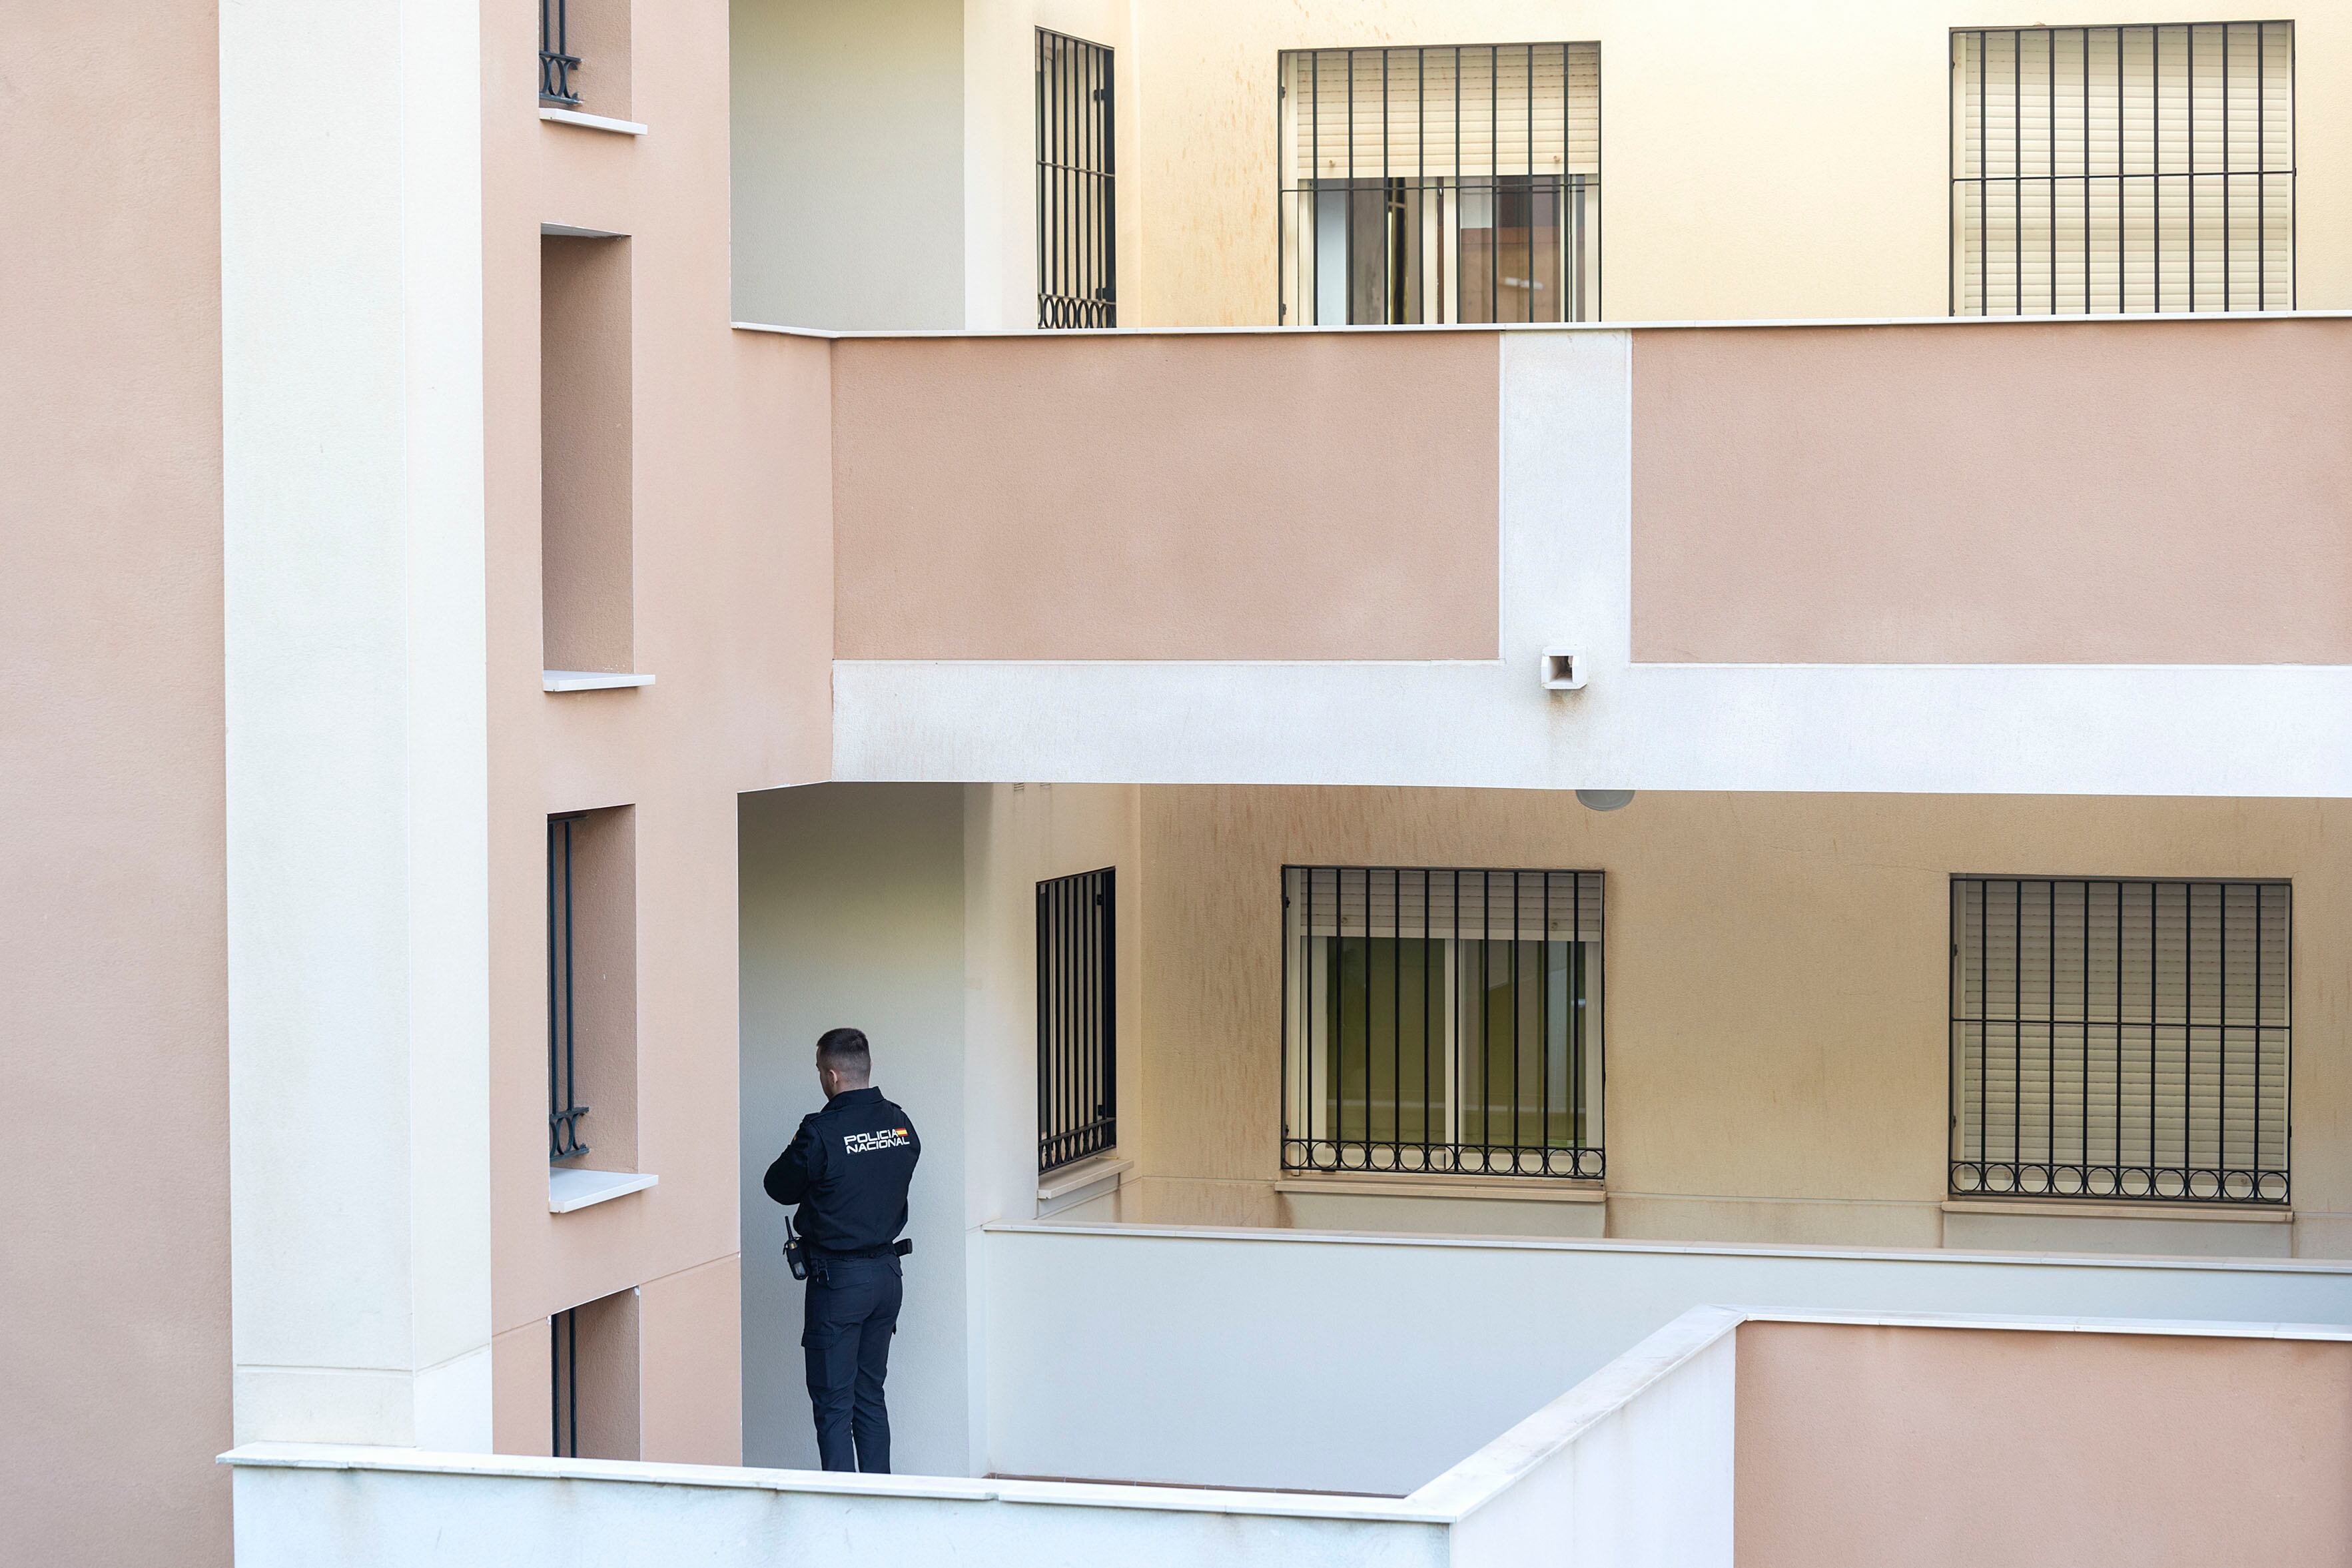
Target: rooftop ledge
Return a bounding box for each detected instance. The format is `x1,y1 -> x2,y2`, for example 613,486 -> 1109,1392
544,670 -> 654,693
731,306 -> 2351,344
539,107 -> 645,135
549,1167 -> 657,1213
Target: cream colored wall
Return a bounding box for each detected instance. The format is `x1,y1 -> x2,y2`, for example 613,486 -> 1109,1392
1138,788 -> 2352,1256
961,0 -> 1138,329
730,0 -> 967,328
962,783 -> 1145,1229
1116,0 -> 2352,325
3,1 -> 228,1560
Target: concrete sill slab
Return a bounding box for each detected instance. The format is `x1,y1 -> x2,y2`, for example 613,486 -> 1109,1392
1942,1197 -> 2291,1224
550,1167 -> 657,1213
540,107 -> 646,135
1038,1155 -> 1132,1204
1276,1174 -> 1605,1204
544,670 -> 655,693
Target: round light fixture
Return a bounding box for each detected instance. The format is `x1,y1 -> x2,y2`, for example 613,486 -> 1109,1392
1575,789 -> 1635,813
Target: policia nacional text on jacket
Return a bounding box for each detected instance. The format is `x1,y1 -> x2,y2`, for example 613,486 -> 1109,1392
762,1028 -> 921,1474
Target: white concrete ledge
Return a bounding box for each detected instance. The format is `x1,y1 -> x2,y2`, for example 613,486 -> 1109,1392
217,1444 -> 1451,1522
1276,1174 -> 1605,1204
1943,1196 -> 2292,1223
1037,1155 -> 1132,1203
985,1218 -> 2352,1274
542,669 -> 655,693
539,107 -> 645,135
548,1167 -> 657,1213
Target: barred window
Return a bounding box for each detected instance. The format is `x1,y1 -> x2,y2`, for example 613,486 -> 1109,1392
1037,867 -> 1116,1173
1951,877 -> 2289,1206
1278,45 -> 1601,326
1036,29 -> 1116,328
1951,22 -> 2293,314
1282,867 -> 1603,1179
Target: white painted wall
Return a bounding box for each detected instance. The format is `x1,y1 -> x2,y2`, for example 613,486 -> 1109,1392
220,0 -> 492,1447
729,0 -> 967,329
737,784 -> 971,1473
833,330 -> 2352,798
738,782 -> 1142,1473
981,1223 -> 2352,1495
227,1453 -> 1454,1568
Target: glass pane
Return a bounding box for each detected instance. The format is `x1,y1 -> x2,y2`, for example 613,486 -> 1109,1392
1321,936 -> 1441,1144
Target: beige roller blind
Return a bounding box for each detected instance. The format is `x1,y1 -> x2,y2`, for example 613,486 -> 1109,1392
1953,21 -> 2291,314
1283,43 -> 1599,185
1952,877 -> 2290,1204
1286,865 -> 1605,944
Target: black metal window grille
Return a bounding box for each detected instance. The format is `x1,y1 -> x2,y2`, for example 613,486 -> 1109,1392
540,0 -> 582,107
548,814 -> 590,1164
1038,867 -> 1116,1172
1278,45 -> 1601,326
550,1308 -> 580,1457
1283,867 -> 1603,1178
1950,23 -> 2293,314
1036,30 -> 1116,329
1951,877 -> 2289,1205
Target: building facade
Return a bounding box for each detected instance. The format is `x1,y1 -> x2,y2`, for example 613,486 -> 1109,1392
10,1 -> 2352,1564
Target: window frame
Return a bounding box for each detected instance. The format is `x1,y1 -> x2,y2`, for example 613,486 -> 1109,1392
1281,864 -> 1604,1181
1948,873 -> 2291,1207
1276,43 -> 1602,327
1946,20 -> 2296,316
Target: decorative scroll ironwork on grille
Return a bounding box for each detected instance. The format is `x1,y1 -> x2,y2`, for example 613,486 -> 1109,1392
1950,877 -> 2290,1205
1283,867 -> 1604,1180
1036,30 -> 1116,328
551,1308 -> 580,1457
1038,867 -> 1116,1172
1278,44 -> 1601,326
548,814 -> 590,1163
1951,22 -> 2295,314
540,0 -> 581,106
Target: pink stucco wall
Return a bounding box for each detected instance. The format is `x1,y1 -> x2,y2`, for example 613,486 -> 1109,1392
831,332 -> 1501,661
1,2 -> 230,1562
1737,1320 -> 2352,1567
1633,320 -> 2352,664
483,0 -> 834,1465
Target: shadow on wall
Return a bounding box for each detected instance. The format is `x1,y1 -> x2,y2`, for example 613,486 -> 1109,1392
737,783 -> 969,1473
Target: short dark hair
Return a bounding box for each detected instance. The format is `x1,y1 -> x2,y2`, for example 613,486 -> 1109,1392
816,1027 -> 871,1077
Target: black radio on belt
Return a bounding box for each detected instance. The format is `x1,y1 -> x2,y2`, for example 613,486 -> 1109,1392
782,1215 -> 808,1282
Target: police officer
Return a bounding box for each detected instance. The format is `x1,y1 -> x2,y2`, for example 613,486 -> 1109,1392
762,1027 -> 920,1474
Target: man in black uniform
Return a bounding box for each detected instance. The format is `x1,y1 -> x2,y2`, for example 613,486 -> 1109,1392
762,1027 -> 921,1473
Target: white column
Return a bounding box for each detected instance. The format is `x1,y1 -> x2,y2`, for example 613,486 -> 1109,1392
222,0 -> 492,1448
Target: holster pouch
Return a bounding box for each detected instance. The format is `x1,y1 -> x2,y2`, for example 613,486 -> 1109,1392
782,1216 -> 809,1282
893,1238 -> 913,1259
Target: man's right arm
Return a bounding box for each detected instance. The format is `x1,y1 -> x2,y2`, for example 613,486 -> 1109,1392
762,1115 -> 821,1206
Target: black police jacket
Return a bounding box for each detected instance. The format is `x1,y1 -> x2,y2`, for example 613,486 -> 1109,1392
763,1086 -> 921,1256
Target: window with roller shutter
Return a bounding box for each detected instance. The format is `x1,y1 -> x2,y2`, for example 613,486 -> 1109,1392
1950,876 -> 2290,1207
1277,44 -> 1601,326
1951,22 -> 2294,314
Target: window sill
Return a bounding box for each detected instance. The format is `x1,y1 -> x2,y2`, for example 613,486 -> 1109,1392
1942,1197 -> 2291,1224
544,670 -> 655,693
550,1167 -> 658,1213
539,107 -> 646,136
1276,1173 -> 1605,1204
1037,1154 -> 1131,1206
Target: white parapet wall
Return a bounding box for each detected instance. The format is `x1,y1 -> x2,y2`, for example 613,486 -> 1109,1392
979,1221 -> 2352,1493
220,1309 -> 1739,1567
218,1281 -> 2352,1567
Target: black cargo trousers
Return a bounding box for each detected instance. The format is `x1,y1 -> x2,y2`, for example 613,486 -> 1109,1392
802,1250 -> 903,1473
